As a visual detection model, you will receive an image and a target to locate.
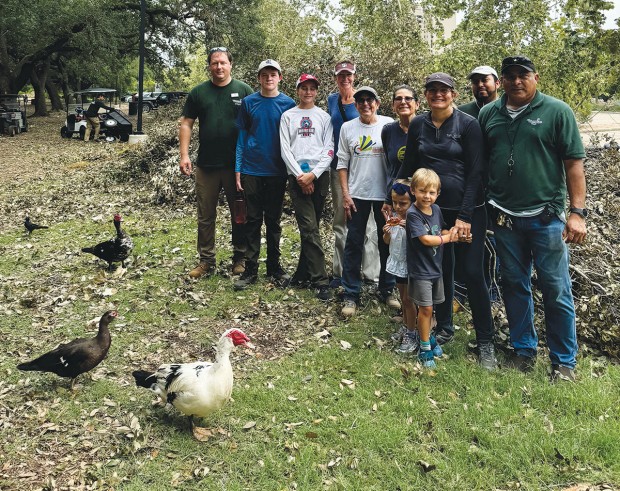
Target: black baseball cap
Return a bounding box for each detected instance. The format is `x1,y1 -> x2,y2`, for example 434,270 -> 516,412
501,56 -> 536,74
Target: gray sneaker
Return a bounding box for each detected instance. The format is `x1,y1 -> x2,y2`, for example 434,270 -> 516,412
390,325 -> 408,343
478,342 -> 498,371
395,330 -> 419,354
550,364 -> 575,383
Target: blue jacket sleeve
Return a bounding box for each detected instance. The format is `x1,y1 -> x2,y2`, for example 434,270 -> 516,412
235,129 -> 247,173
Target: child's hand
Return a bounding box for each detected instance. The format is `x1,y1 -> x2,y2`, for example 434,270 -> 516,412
386,216 -> 401,226
382,223 -> 392,233
398,218 -> 406,227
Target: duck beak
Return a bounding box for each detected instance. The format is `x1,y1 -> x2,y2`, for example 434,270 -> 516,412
243,341 -> 256,349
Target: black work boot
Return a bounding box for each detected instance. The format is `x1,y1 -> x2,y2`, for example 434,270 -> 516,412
234,263 -> 258,290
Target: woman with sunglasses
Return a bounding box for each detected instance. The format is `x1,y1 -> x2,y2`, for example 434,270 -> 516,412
382,85 -> 420,211
397,73 -> 496,370
380,85 -> 420,350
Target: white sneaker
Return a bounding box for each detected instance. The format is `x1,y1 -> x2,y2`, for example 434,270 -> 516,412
341,300 -> 357,317
385,294 -> 401,309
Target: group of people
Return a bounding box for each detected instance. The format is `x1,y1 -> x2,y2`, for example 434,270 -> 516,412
179,47 -> 587,382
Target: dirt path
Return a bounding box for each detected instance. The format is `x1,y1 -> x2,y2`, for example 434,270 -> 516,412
0,108 -> 144,186
0,112 -> 102,185
580,111 -> 620,145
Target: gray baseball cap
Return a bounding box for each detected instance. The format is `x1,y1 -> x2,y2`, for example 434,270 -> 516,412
354,86 -> 379,100
424,72 -> 455,89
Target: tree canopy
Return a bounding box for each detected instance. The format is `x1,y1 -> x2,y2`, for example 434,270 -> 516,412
0,0 -> 617,116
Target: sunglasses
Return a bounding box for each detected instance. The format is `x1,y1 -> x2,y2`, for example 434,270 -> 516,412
393,96 -> 416,103
209,47 -> 228,53
356,97 -> 376,105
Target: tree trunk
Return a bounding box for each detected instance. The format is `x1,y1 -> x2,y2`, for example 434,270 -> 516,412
57,59 -> 72,107
31,60 -> 49,116
46,79 -> 63,111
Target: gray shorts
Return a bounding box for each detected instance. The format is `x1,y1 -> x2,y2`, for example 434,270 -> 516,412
408,277 -> 445,307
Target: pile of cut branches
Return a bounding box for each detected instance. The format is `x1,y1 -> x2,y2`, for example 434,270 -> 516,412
569,142 -> 620,359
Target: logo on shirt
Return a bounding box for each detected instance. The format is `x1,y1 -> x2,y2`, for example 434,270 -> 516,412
297,117 -> 315,137
431,225 -> 441,256
527,118 -> 543,126
397,146 -> 406,163
353,135 -> 377,155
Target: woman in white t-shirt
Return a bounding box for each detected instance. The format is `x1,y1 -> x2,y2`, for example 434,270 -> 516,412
280,74 -> 334,301
336,86 -> 397,317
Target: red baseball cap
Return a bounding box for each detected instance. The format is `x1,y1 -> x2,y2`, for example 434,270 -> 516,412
296,73 -> 320,88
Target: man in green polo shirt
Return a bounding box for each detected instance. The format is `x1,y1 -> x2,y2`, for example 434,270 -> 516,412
179,47 -> 253,279
478,55 -> 587,383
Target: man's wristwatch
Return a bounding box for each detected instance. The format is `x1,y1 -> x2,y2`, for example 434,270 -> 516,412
569,207 -> 588,219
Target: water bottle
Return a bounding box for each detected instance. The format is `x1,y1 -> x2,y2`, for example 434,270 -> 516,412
234,192 -> 247,225
300,160 -> 311,172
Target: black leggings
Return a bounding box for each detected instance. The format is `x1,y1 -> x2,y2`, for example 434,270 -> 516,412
435,206 -> 494,344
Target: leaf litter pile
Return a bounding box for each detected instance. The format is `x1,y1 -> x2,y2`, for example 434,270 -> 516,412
0,109 -> 619,489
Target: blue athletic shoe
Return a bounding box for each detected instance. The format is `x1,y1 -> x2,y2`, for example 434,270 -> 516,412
418,350 -> 436,369
430,335 -> 443,358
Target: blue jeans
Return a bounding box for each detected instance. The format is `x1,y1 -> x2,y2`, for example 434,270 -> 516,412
342,198 -> 394,301
494,213 -> 577,368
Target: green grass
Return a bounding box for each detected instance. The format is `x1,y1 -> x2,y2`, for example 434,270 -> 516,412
1,160 -> 619,490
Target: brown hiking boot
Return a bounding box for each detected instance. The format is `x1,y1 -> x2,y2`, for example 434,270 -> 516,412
232,258 -> 246,275
188,262 -> 214,279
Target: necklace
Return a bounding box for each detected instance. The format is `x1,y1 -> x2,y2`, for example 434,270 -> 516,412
505,115 -> 526,177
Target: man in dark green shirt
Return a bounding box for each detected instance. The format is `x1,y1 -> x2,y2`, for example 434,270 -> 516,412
179,47 -> 253,279
459,65 -> 500,118
478,56 -> 587,382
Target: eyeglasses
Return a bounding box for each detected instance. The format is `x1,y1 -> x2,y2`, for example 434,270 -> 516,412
356,97 -> 376,105
426,87 -> 451,95
209,47 -> 228,53
393,96 -> 415,103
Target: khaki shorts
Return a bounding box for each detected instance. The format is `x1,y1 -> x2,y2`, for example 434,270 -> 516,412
408,277 -> 445,307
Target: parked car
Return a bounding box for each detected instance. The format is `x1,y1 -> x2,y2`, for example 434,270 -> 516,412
0,94 -> 29,136
130,91 -> 188,112
131,92 -> 158,112
154,91 -> 188,105
61,88 -> 132,142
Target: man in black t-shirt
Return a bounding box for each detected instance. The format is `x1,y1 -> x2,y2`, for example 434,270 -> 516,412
84,94 -> 113,141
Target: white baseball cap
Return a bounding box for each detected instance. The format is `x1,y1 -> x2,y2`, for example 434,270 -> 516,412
257,59 -> 282,74
468,65 -> 498,79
